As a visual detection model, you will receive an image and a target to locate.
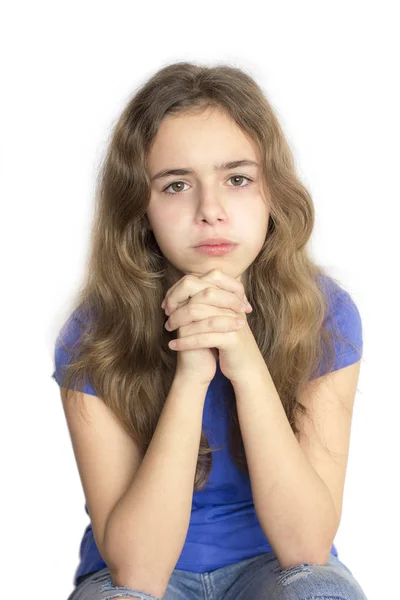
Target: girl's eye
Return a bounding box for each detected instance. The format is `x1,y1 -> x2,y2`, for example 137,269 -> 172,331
162,175 -> 254,196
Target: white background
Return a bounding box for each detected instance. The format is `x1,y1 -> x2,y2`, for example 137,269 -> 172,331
2,2 -> 398,599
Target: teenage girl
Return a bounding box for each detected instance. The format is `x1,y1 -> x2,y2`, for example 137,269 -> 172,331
53,61 -> 368,600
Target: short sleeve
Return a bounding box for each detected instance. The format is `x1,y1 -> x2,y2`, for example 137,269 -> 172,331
51,311 -> 97,396
315,278 -> 363,378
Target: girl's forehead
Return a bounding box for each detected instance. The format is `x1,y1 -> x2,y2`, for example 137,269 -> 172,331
148,118 -> 259,172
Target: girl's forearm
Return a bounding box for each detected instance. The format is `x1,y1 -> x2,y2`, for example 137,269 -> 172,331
232,365 -> 339,570
103,374 -> 209,598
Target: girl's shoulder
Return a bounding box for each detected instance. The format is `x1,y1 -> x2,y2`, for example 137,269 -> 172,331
52,307 -> 97,396
317,273 -> 363,374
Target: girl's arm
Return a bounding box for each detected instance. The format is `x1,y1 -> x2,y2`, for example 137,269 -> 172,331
103,374 -> 208,598
232,359 -> 357,570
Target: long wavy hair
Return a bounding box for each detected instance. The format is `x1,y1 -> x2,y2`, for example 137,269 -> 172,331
55,61 -> 360,491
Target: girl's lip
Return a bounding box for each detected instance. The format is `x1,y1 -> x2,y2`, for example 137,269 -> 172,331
194,243 -> 237,255
194,239 -> 235,246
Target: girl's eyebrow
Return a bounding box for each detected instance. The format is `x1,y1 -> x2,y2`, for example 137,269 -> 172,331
150,159 -> 259,182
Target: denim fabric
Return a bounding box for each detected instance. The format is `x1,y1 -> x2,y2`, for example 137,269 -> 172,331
66,550 -> 368,599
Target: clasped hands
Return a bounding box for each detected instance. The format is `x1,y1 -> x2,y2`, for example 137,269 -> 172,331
161,268 -> 263,383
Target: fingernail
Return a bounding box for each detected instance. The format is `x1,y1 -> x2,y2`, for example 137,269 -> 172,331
244,295 -> 252,308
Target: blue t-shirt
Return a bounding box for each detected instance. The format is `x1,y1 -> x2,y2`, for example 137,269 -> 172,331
52,275 -> 363,585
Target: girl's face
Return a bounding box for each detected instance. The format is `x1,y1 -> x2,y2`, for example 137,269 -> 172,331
145,106 -> 270,288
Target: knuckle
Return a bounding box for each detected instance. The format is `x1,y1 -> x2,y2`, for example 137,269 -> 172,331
182,275 -> 195,289
204,286 -> 215,298
179,323 -> 190,336
229,318 -> 237,330
188,303 -> 197,317
208,268 -> 221,279
204,332 -> 213,345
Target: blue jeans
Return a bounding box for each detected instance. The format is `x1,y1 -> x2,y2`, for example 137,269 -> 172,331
67,551 -> 368,599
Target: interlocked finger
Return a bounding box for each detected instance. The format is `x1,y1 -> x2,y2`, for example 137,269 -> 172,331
161,270 -> 249,316
177,314 -> 247,339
